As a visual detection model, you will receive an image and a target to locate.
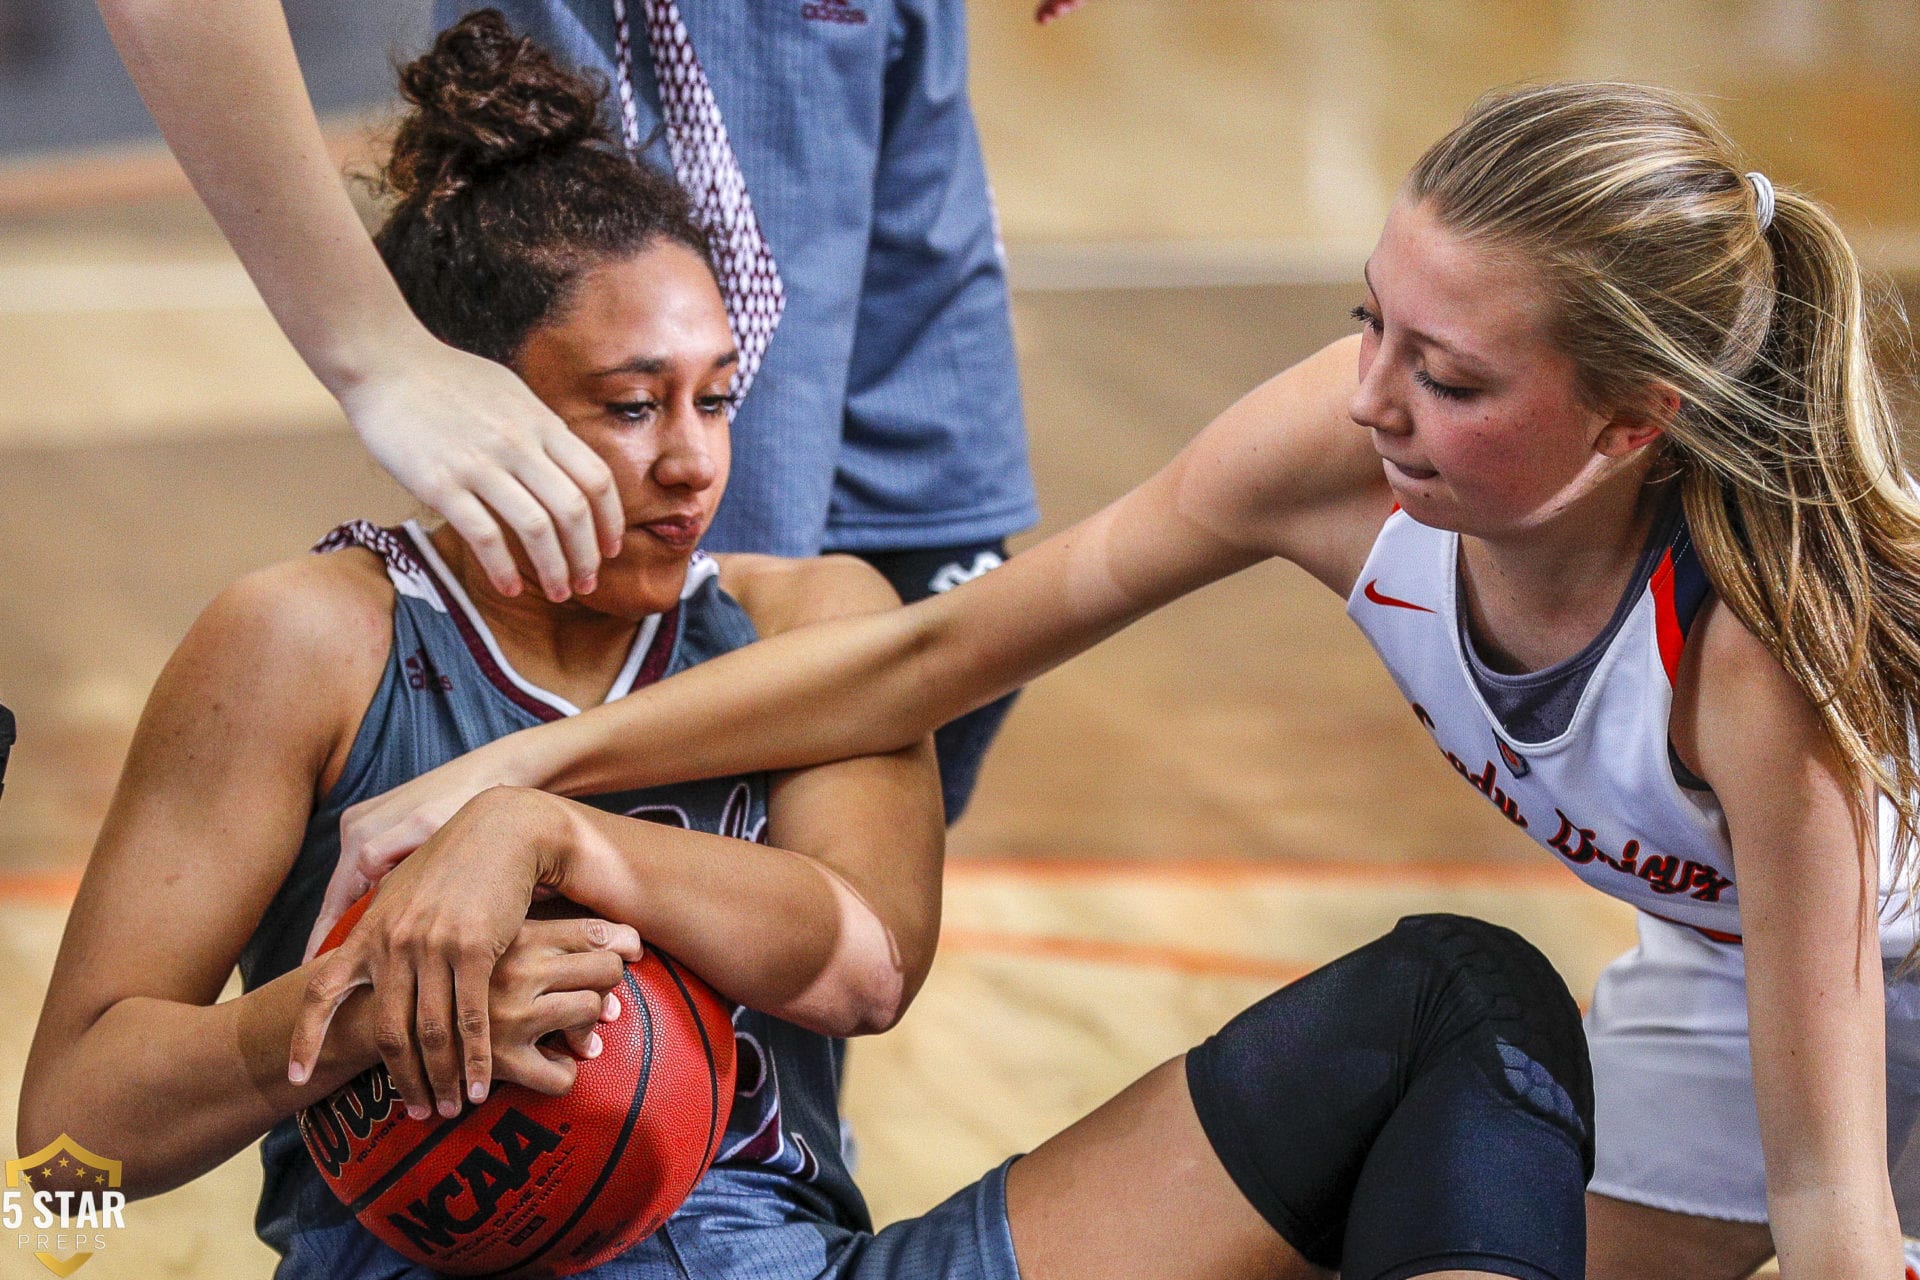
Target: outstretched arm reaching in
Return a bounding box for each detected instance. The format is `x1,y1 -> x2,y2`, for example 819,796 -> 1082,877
314,336 -> 1390,945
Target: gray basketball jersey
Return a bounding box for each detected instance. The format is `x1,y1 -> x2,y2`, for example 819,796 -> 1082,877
241,521 -> 867,1278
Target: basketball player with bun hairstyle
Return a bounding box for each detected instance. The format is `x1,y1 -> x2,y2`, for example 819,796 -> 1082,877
22,14 -> 1596,1280
312,80 -> 1920,1278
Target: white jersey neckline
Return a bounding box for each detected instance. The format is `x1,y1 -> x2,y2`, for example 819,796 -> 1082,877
399,519 -> 717,718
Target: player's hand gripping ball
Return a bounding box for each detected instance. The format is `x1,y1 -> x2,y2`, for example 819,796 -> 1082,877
298,894 -> 736,1277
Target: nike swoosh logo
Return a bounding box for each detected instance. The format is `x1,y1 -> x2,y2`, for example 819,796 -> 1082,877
1363,580 -> 1436,614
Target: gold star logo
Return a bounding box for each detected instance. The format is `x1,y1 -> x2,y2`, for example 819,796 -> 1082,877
7,1135 -> 123,1276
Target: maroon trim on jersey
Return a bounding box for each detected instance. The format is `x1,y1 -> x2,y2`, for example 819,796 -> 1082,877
313,519 -> 430,584
399,526 -> 566,724
634,604 -> 681,690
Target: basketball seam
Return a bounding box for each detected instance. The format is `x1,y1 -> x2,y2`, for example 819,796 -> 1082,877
338,1089 -> 478,1218
477,966 -> 655,1276
658,952 -> 724,1172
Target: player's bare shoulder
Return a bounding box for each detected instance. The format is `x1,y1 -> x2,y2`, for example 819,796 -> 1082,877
1671,595 -> 1830,792
165,547 -> 397,786
210,546 -> 395,672
714,553 -> 902,638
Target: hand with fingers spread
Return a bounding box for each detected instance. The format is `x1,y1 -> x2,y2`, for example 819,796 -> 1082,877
289,786 -> 584,1117
340,331 -> 627,602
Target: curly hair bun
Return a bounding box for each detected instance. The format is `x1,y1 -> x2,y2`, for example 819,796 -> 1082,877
385,8 -> 611,208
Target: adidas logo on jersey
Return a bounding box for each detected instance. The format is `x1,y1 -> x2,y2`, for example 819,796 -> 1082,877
801,0 -> 867,24
405,646 -> 453,694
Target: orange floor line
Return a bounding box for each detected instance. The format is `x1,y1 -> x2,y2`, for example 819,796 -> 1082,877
0,870 -> 84,903
945,854 -> 1575,890
940,924 -> 1594,1012
939,926 -> 1313,983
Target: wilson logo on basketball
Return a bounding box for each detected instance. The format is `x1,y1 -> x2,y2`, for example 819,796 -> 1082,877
300,891 -> 737,1276
299,1068 -> 401,1179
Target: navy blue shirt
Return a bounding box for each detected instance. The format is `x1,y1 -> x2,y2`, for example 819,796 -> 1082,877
440,0 -> 1040,557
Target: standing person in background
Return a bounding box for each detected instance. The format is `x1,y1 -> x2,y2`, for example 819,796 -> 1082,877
449,0 -> 1038,819
95,0 -> 1055,819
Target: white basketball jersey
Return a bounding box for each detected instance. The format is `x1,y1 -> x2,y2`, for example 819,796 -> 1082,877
1347,508 -> 1915,955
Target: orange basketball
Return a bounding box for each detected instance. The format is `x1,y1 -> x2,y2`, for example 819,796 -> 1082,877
298,894 -> 735,1278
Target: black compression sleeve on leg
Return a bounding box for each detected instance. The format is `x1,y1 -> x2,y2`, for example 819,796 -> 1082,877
1184,914 -> 1593,1280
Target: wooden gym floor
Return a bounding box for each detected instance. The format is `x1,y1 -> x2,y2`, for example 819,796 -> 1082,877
2,3 -> 1919,1276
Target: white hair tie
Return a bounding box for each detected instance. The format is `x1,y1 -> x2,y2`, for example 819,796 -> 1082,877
1745,171 -> 1776,232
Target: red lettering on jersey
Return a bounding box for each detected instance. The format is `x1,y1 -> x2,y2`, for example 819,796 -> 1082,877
1412,698 -> 1734,906
1435,748 -> 1529,830
1547,810 -> 1731,902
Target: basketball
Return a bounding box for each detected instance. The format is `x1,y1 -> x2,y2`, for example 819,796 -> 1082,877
297,894 -> 735,1278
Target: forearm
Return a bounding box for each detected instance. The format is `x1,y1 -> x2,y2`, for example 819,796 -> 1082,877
21,966 -> 379,1199
1753,1031 -> 1901,1275
542,797 -> 916,1036
1747,933 -> 1901,1274
514,473 -> 1247,798
96,0 -> 422,391
515,604 -> 953,797
1767,1187 -> 1898,1277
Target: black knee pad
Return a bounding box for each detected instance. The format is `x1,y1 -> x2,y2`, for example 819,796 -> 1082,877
1186,914 -> 1593,1280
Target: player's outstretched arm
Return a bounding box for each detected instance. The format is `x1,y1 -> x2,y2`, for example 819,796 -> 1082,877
94,0 -> 624,600
1678,600 -> 1905,1276
323,335 -> 1389,914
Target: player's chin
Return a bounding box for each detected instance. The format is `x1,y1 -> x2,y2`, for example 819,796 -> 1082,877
1383,469 -> 1491,535
579,557 -> 693,620
1383,471 -> 1450,524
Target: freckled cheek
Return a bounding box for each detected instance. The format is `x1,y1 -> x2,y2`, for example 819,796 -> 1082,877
1432,416 -> 1546,510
